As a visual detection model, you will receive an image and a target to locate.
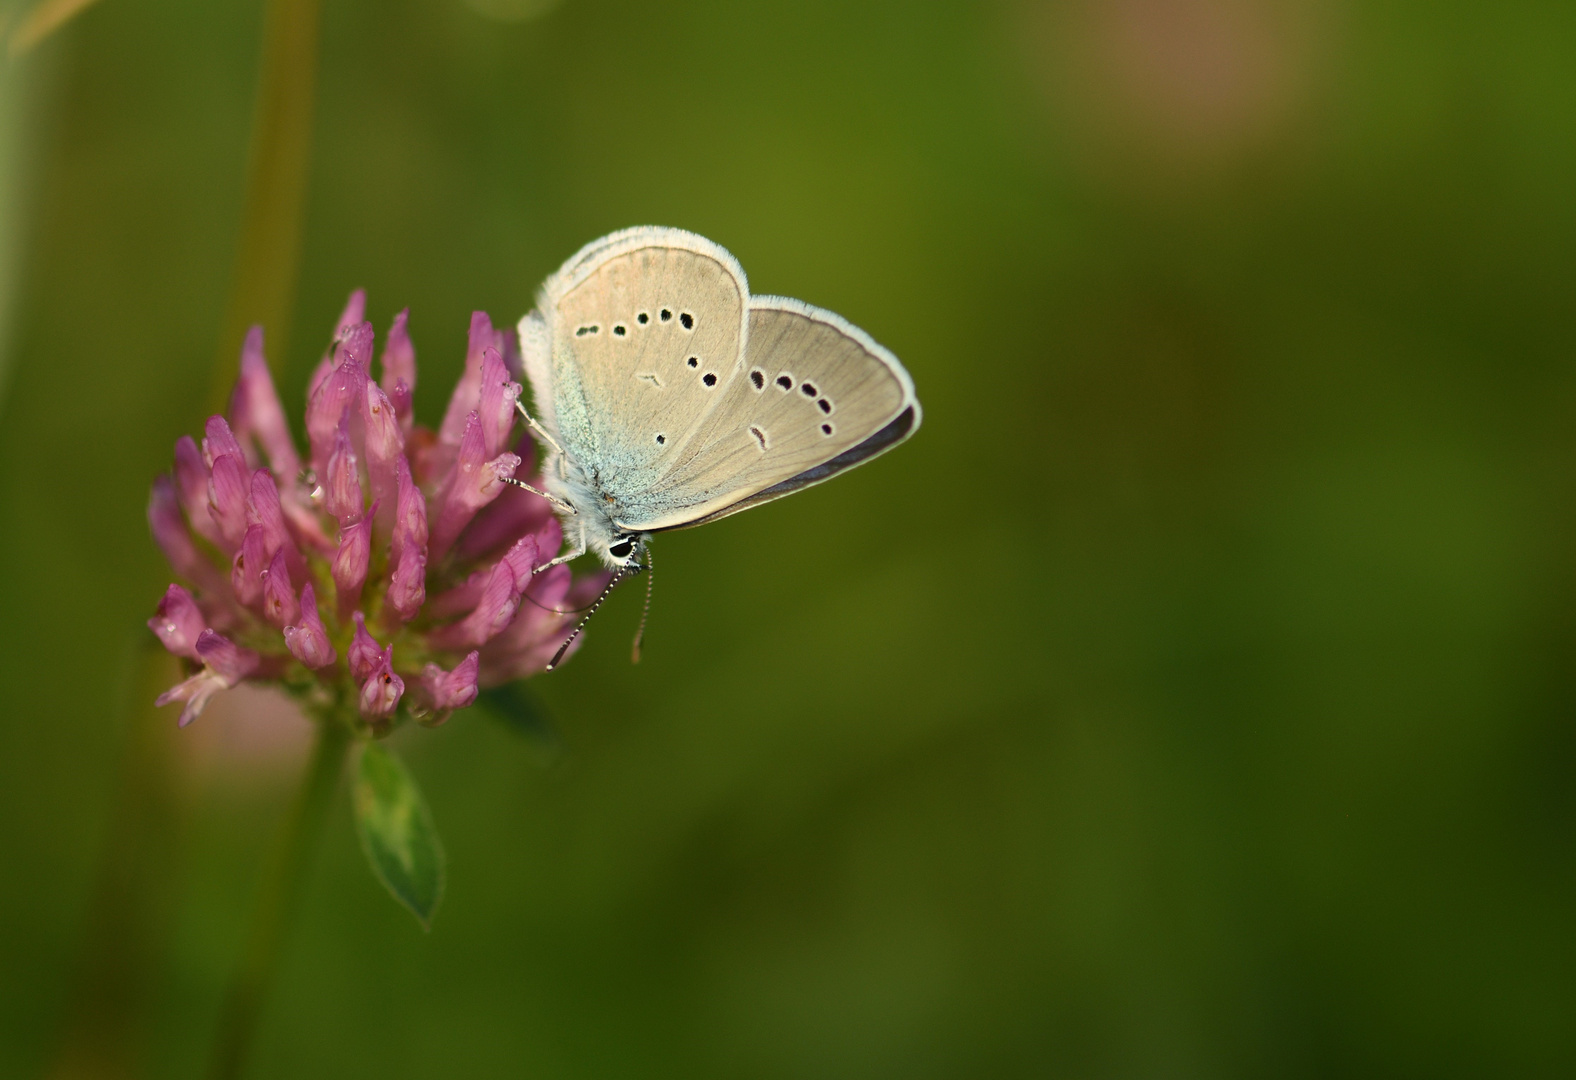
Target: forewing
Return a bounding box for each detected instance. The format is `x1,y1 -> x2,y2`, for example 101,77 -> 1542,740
624,296 -> 921,532
536,228 -> 750,498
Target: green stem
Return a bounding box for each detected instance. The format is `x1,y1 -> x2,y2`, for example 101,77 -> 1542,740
205,719 -> 351,1080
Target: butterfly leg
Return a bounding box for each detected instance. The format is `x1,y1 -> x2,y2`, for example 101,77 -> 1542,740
501,476 -> 578,516
533,520 -> 587,574
515,400 -> 566,457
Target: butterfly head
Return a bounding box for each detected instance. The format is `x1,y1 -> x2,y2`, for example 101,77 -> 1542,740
602,531 -> 649,571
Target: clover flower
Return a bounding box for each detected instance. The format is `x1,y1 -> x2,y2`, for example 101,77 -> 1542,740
148,293 -> 609,735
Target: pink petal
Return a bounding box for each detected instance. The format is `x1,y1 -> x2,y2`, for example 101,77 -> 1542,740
230,326 -> 301,480
148,583 -> 206,659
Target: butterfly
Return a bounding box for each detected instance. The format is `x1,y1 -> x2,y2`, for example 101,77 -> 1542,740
504,227 -> 921,665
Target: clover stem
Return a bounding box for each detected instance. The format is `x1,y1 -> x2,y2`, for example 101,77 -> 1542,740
206,718 -> 350,1080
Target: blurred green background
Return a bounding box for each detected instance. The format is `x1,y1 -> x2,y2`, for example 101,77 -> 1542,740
3,0 -> 1575,1076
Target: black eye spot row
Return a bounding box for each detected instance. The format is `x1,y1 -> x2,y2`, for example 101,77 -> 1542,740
596,309 -> 692,337
767,370 -> 837,417
750,425 -> 768,449
750,369 -> 765,390
655,433 -> 666,445
687,357 -> 698,368
821,423 -> 833,435
702,372 -> 717,387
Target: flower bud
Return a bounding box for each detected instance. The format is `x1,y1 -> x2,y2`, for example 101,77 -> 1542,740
503,533 -> 541,581
232,524 -> 270,607
202,415 -> 247,469
430,535 -> 536,619
429,559 -> 518,650
478,347 -> 520,458
430,412 -> 520,561
391,455 -> 427,566
247,468 -> 305,580
388,378 -> 414,433
362,380 -> 403,525
439,311 -> 501,444
173,436 -> 221,544
380,309 -> 416,421
307,331 -> 369,470
307,356 -> 333,405
207,453 -> 250,551
231,326 -> 300,479
335,289 -> 366,340
324,425 -> 363,525
283,583 -> 336,669
359,646 -> 403,720
196,628 -> 260,684
385,541 -> 426,625
149,477 -> 225,595
261,547 -> 299,627
148,583 -> 206,659
333,502 -> 376,618
348,613 -> 384,684
419,651 -> 479,722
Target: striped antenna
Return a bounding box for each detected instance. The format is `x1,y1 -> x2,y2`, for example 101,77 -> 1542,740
546,567 -> 626,671
631,547 -> 653,664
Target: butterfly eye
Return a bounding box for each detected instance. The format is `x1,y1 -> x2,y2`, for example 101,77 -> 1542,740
609,539 -> 633,559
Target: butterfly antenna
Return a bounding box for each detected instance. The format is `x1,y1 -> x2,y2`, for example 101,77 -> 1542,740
631,548 -> 653,664
546,568 -> 626,671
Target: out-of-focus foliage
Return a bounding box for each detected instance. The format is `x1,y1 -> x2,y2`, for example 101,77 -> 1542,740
2,0 -> 1575,1076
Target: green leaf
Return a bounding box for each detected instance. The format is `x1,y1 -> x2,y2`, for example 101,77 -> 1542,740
476,681 -> 563,764
352,742 -> 445,928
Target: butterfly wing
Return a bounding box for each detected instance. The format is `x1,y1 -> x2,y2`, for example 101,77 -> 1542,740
524,227 -> 751,503
621,295 -> 921,532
